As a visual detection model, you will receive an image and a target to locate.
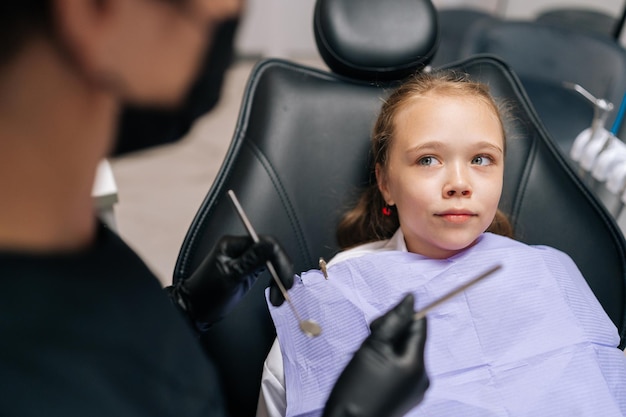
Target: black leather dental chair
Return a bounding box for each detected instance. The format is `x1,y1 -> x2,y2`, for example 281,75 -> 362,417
173,1 -> 626,415
430,7 -> 498,67
458,19 -> 626,154
535,7 -> 617,37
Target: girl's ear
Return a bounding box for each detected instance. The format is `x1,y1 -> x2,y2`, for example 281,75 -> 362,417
376,163 -> 394,206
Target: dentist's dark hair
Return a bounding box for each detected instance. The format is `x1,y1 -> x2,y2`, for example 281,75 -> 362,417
0,1 -> 54,66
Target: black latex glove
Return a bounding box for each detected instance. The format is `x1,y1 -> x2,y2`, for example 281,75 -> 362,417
323,293 -> 429,417
168,234 -> 293,328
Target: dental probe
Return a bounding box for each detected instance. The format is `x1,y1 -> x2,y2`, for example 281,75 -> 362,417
227,190 -> 322,337
414,264 -> 502,320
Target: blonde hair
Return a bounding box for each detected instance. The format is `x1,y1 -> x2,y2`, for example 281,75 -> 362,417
337,70 -> 513,249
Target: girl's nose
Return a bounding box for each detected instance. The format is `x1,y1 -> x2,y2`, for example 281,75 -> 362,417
442,164 -> 472,198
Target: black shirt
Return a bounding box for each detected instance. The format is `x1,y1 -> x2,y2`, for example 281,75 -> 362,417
0,224 -> 225,416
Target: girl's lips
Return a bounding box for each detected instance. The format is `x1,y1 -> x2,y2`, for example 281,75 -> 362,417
436,211 -> 477,224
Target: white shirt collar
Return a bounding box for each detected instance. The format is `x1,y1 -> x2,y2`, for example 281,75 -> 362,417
327,228 -> 407,268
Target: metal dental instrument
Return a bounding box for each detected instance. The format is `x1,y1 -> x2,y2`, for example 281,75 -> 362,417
414,264 -> 502,320
227,190 -> 322,337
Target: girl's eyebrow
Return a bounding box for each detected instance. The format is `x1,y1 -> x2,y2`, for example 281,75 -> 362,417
472,141 -> 504,155
405,141 -> 445,154
406,140 -> 503,155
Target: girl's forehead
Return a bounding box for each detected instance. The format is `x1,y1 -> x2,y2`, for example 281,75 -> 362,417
405,92 -> 496,111
394,94 -> 498,125
391,94 -> 504,146
399,94 -> 503,129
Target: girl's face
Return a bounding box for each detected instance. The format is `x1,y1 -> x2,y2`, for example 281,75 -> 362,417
377,94 -> 505,259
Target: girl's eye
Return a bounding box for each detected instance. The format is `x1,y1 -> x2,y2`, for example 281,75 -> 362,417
472,155 -> 493,166
418,156 -> 439,166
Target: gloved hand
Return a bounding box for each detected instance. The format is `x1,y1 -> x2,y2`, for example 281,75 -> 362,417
168,234 -> 293,327
323,293 -> 429,417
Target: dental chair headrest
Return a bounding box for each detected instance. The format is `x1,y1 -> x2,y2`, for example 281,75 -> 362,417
314,0 -> 439,82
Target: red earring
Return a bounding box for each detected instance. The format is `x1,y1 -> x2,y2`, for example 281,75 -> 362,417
382,205 -> 392,216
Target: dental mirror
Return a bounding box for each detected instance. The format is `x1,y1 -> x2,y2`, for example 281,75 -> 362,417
227,190 -> 322,338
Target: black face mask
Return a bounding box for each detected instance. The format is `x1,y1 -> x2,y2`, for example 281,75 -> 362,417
111,17 -> 239,156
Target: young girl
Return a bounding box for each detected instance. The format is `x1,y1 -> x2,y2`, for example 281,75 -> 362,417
257,70 -> 626,417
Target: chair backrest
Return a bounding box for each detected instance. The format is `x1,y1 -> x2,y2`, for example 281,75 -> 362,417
430,7 -> 498,67
459,19 -> 626,153
534,7 -> 617,37
174,1 -> 626,415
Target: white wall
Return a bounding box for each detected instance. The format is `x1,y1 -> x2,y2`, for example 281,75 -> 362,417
236,0 -> 317,58
235,0 -> 626,59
